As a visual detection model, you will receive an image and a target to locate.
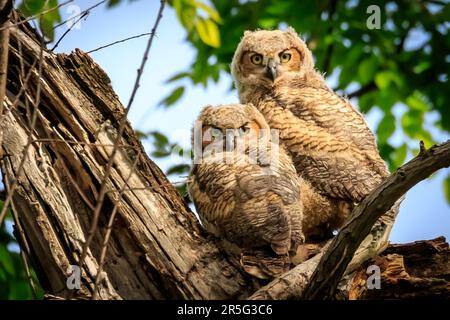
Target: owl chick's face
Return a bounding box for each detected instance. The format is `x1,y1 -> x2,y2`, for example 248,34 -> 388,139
193,104 -> 270,155
231,27 -> 314,94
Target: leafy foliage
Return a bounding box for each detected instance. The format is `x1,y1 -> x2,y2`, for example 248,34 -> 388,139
19,0 -> 62,41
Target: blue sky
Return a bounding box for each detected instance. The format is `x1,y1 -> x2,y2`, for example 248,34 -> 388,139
45,0 -> 450,243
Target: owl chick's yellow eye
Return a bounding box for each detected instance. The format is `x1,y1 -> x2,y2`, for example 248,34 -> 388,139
280,52 -> 292,63
250,54 -> 263,65
238,126 -> 251,136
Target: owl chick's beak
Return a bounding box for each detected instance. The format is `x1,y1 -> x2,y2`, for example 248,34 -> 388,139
265,59 -> 278,81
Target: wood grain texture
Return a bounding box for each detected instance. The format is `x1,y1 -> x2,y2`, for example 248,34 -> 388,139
343,237 -> 449,299
1,18 -> 255,299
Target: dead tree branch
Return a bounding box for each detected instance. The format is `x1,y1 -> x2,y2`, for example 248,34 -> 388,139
78,0 -> 165,269
0,0 -> 12,131
251,140 -> 450,299
1,12 -> 256,299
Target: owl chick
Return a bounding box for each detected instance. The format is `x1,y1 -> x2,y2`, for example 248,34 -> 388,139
231,27 -> 398,241
188,103 -> 307,278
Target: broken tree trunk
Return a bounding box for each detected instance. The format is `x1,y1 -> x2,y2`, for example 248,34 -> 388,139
341,237 -> 449,299
1,15 -> 448,300
1,17 -> 255,299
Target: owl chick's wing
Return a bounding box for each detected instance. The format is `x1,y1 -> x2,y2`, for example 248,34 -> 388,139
187,162 -> 237,237
286,85 -> 386,161
188,158 -> 300,255
231,166 -> 298,255
264,86 -> 388,202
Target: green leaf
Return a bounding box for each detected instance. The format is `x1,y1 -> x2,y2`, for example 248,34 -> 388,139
166,164 -> 191,176
258,18 -> 278,29
19,0 -> 61,40
19,0 -> 46,16
166,72 -> 191,83
158,86 -> 185,107
8,279 -> 32,300
39,0 -> 62,41
401,110 -> 423,137
391,143 -> 407,169
377,112 -> 396,144
375,71 -> 394,90
0,245 -> 15,276
107,0 -> 121,7
39,16 -> 55,41
194,1 -> 222,23
358,56 -> 379,85
338,68 -> 354,89
176,183 -> 189,201
405,91 -> 430,112
135,130 -> 148,140
195,18 -> 221,48
413,61 -> 431,74
358,91 -> 377,113
151,150 -> 171,158
379,142 -> 395,165
172,0 -> 196,31
149,131 -> 169,149
443,175 -> 450,204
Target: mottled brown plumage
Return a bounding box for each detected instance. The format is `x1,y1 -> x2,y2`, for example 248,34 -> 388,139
188,104 -> 314,278
231,28 -> 397,239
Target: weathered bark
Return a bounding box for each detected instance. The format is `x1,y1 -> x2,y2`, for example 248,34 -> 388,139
250,237 -> 450,299
250,140 -> 450,300
1,15 -> 449,300
341,237 -> 450,299
0,0 -> 12,120
1,17 -> 256,299
303,140 -> 450,299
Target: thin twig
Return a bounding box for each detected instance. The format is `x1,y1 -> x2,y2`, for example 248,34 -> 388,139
30,138 -> 141,151
3,168 -> 38,298
78,0 -> 166,269
92,153 -> 141,299
86,32 -> 152,54
51,11 -> 89,51
105,181 -> 186,194
53,0 -> 107,29
0,0 -> 13,145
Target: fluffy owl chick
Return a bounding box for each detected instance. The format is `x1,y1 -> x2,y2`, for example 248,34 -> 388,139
231,27 -> 399,241
187,103 -> 305,277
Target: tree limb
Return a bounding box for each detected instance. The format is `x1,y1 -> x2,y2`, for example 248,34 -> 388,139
2,13 -> 256,299
0,0 -> 13,132
250,140 -> 450,300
